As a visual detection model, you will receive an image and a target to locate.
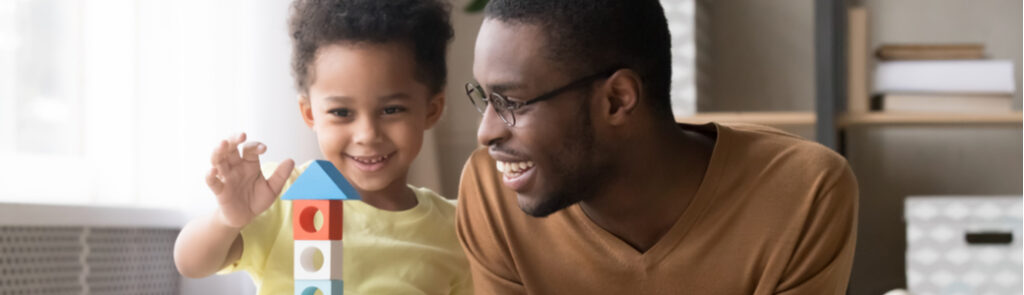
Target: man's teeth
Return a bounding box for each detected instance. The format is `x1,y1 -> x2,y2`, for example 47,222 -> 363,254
495,160 -> 534,174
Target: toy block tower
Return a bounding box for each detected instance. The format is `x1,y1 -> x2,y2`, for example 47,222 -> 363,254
281,160 -> 360,295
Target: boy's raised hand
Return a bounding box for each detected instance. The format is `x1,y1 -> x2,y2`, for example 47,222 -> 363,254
206,133 -> 296,229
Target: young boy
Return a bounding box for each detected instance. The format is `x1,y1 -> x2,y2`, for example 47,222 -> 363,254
173,0 -> 470,294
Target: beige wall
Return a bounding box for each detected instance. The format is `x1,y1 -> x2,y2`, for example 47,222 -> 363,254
434,3 -> 485,197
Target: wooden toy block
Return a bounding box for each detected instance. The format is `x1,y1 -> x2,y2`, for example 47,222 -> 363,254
282,160 -> 361,201
295,280 -> 343,295
294,240 -> 343,280
292,199 -> 343,240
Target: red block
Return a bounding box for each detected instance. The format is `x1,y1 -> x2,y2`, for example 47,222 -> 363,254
292,199 -> 343,240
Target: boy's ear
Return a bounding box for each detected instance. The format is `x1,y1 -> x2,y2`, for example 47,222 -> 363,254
424,92 -> 445,130
298,95 -> 315,129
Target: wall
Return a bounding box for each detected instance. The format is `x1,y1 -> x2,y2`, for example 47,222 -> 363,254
848,1 -> 1023,293
698,0 -> 815,112
703,1 -> 1022,294
435,2 -> 486,197
846,126 -> 1023,294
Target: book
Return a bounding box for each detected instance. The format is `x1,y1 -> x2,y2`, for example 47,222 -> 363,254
871,93 -> 1013,114
873,60 -> 1015,94
876,44 -> 985,60
847,6 -> 870,113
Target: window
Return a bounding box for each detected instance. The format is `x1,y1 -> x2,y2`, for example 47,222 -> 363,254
0,1 -> 317,214
663,0 -> 697,117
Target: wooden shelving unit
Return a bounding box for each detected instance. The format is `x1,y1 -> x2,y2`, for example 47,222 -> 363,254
676,111 -> 816,126
839,112 -> 1024,127
679,111 -> 1023,127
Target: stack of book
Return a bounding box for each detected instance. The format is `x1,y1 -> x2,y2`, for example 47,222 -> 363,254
871,44 -> 1016,114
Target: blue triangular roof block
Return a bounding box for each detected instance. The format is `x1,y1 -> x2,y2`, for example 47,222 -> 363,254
281,160 -> 361,200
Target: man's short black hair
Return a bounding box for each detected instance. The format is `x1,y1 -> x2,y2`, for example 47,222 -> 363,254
289,0 -> 454,95
484,0 -> 674,119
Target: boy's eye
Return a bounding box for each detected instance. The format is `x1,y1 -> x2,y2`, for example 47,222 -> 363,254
382,106 -> 406,115
328,108 -> 352,117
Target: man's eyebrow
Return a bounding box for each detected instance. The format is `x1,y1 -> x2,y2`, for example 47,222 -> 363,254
488,83 -> 524,94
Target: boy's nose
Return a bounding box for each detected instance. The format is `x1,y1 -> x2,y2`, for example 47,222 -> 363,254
477,105 -> 510,147
353,116 -> 382,145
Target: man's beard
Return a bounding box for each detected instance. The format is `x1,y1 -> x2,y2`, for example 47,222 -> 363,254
520,96 -> 608,217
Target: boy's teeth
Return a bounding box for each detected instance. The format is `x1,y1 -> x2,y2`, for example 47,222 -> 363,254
353,154 -> 389,164
495,160 -> 534,174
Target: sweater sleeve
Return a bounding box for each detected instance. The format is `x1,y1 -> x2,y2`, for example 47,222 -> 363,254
456,148 -> 528,294
775,163 -> 859,295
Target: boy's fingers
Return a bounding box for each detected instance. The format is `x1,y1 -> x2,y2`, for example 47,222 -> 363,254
224,133 -> 246,164
211,140 -> 232,173
229,132 -> 247,146
206,167 -> 224,193
240,142 -> 266,162
266,159 -> 295,195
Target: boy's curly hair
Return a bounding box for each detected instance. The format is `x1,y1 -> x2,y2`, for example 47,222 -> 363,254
289,0 -> 454,95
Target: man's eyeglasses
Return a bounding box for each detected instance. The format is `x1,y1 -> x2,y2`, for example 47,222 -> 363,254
465,68 -> 620,127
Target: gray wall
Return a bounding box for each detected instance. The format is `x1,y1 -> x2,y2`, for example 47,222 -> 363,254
699,0 -> 815,112
846,126 -> 1023,294
699,0 -> 1022,112
701,1 -> 1022,294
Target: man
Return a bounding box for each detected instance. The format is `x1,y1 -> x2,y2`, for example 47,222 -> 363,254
456,0 -> 858,294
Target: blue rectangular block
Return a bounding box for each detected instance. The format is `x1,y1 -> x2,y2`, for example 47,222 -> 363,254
295,279 -> 344,295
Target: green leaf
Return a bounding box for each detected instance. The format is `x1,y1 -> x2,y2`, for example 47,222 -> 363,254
464,0 -> 488,13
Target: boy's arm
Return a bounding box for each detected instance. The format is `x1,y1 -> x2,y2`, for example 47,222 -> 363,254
173,212 -> 244,278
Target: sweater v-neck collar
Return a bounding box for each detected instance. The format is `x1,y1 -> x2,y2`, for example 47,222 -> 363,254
569,122 -> 730,267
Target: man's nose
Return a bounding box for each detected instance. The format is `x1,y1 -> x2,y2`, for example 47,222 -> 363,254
477,104 -> 510,147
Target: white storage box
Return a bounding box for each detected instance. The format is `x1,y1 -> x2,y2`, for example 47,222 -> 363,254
905,196 -> 1022,295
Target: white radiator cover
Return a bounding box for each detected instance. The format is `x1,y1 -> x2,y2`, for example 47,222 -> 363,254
0,203 -> 182,295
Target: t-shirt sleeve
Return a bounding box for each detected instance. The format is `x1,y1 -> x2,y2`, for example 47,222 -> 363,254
456,149 -> 527,294
775,162 -> 859,294
217,162 -> 289,276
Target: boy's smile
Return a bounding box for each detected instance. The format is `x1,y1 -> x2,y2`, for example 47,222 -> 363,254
346,151 -> 397,172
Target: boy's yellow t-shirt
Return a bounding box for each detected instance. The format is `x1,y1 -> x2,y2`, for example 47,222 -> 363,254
219,161 -> 472,295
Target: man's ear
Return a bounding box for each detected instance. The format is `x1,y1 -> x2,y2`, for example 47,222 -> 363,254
298,95 -> 315,129
602,69 -> 642,126
424,92 -> 445,130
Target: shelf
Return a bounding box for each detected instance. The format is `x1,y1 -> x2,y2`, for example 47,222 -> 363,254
677,111 -> 1022,127
676,111 -> 816,126
839,112 -> 1023,127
